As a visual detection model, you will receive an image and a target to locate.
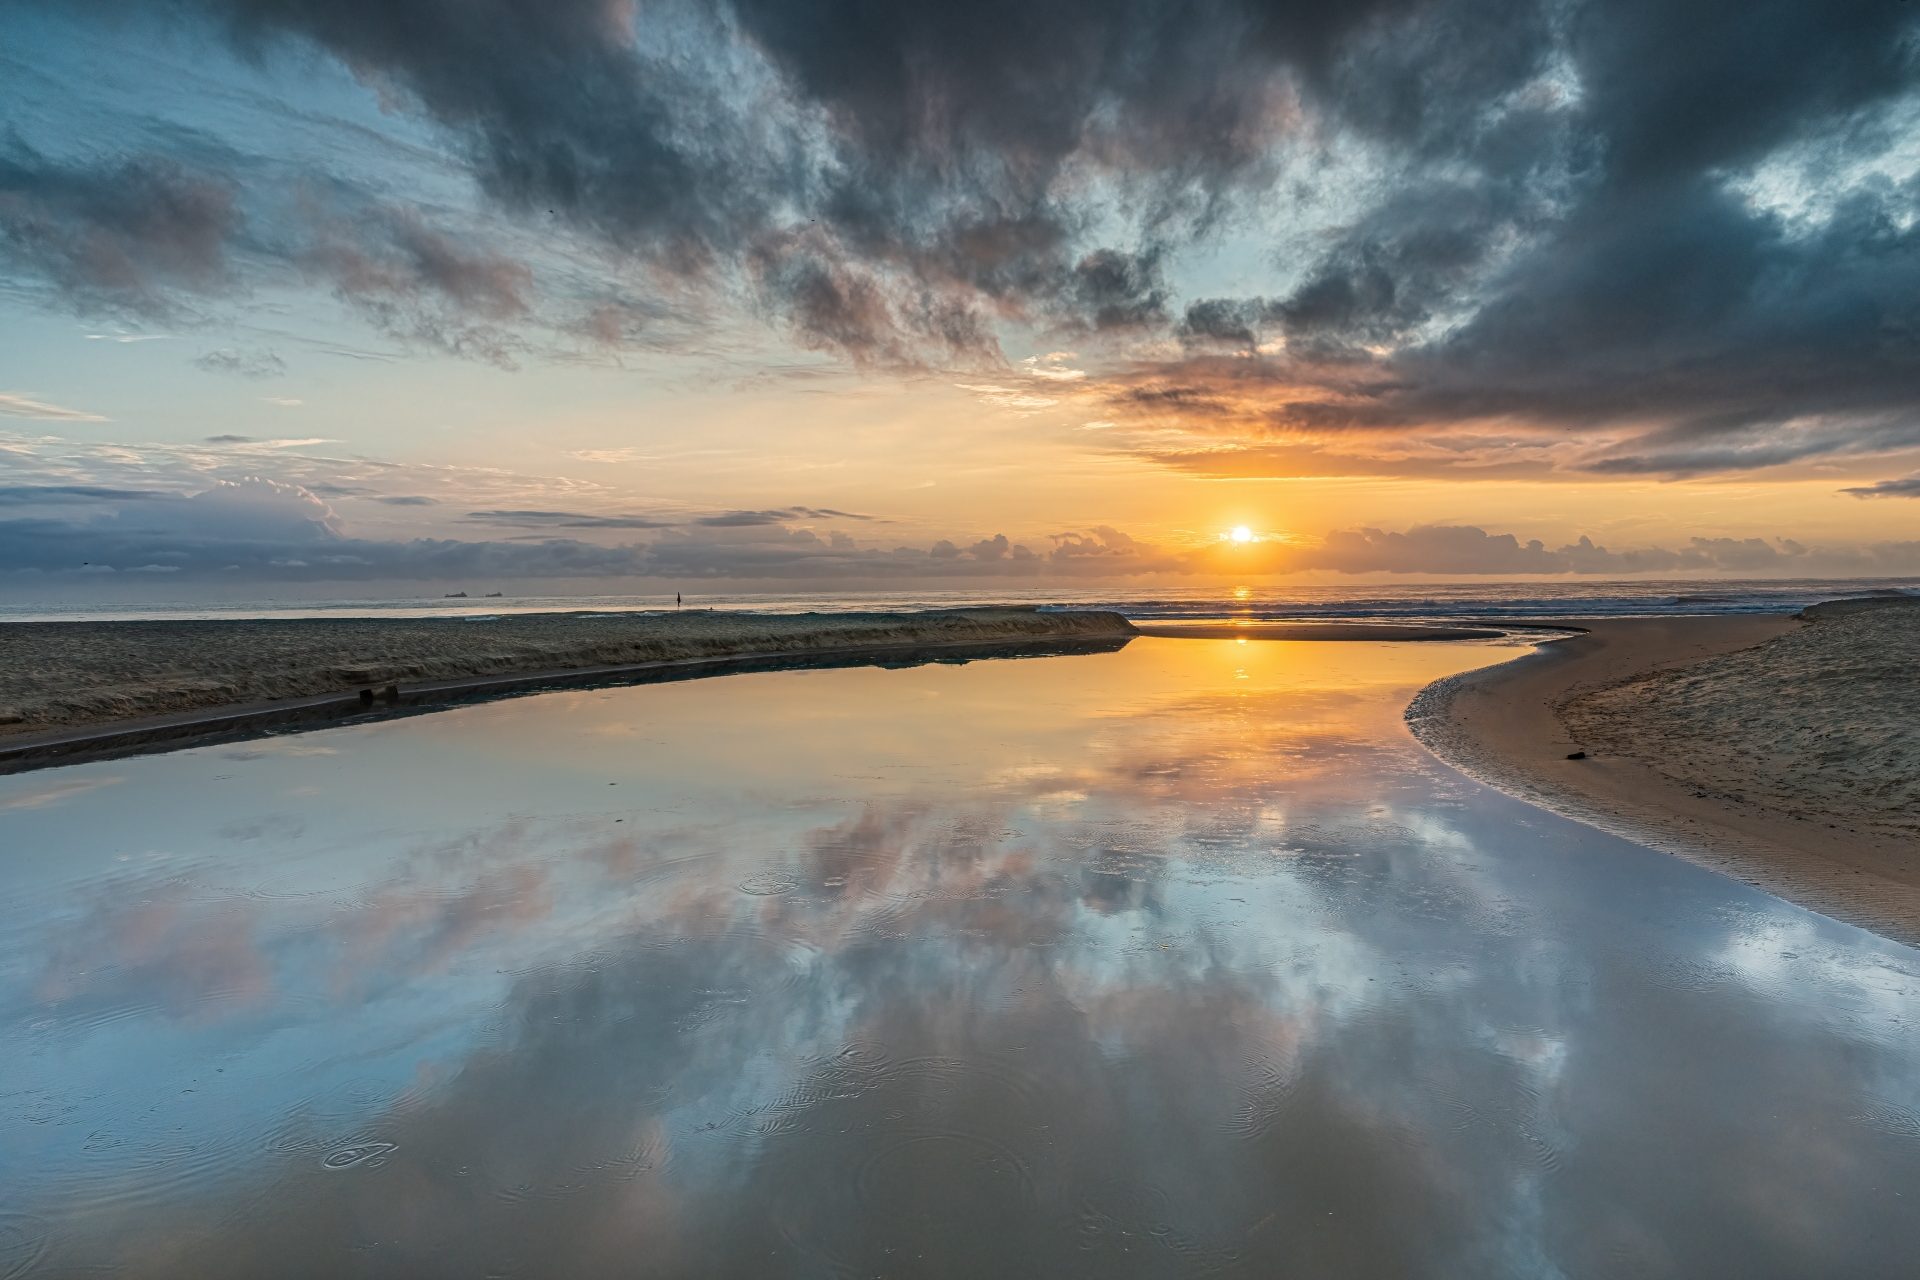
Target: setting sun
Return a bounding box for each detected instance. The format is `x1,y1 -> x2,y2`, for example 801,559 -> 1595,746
6,1 -> 1920,1271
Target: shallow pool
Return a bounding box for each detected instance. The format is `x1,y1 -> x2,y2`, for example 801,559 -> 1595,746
1,637 -> 1916,1277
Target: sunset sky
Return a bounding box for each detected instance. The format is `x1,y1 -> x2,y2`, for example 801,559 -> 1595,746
4,0 -> 1920,593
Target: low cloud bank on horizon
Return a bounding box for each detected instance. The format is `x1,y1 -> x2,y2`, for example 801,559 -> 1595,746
4,477 -> 1917,586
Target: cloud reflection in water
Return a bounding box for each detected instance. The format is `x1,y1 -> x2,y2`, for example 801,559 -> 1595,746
0,637 -> 1916,1277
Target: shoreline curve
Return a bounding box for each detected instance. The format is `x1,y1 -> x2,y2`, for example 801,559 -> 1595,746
0,609 -> 1541,775
0,608 -> 1136,773
1406,602 -> 1920,947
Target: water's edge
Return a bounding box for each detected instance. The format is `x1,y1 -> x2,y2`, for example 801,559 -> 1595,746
1403,631 -> 1920,951
0,633 -> 1132,775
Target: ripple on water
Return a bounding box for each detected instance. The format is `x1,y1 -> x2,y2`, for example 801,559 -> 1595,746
38,1130 -> 258,1224
0,1214 -> 50,1280
321,1141 -> 397,1171
230,879 -> 339,904
673,988 -> 752,1034
567,1129 -> 668,1184
1071,1176 -> 1240,1269
1855,1099 -> 1920,1141
888,1051 -> 1047,1112
1517,1124 -> 1566,1175
724,1038 -> 900,1131
767,1189 -> 864,1280
842,897 -> 914,943
1434,1089 -> 1484,1133
738,871 -> 800,897
854,1131 -> 1036,1211
263,1077 -> 396,1158
1219,1048 -> 1299,1142
1073,1174 -> 1174,1239
748,1111 -> 808,1140
1645,955 -> 1737,995
816,1036 -> 893,1071
623,849 -> 726,891
768,938 -> 821,997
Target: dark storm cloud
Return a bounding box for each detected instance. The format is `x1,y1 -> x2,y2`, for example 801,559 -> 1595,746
1116,1 -> 1920,476
461,504 -> 874,531
14,0 -> 1920,467
0,484 -> 170,504
459,505 -> 874,532
0,137 -> 239,310
1570,0 -> 1917,194
1069,248 -> 1170,332
1291,526 -> 1802,576
0,137 -> 540,361
194,0 -> 767,258
293,200 -> 536,364
1180,296 -> 1282,349
1844,474 -> 1920,498
193,347 -> 286,378
461,509 -> 676,530
0,484 -> 1086,580
692,506 -> 873,527
1381,179 -> 1920,467
53,0 -> 1534,362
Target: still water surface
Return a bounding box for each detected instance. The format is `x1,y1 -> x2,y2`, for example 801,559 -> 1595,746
2,637 -> 1917,1277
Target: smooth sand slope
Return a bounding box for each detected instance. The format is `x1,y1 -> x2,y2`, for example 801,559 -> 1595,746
0,608 -> 1137,765
1409,598 -> 1920,945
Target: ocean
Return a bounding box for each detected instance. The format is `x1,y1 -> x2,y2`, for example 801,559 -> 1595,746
1,577 -> 1914,623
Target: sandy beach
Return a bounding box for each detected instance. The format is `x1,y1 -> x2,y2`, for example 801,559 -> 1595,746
0,608 -> 1139,767
0,609 -> 1546,772
1408,598 -> 1920,944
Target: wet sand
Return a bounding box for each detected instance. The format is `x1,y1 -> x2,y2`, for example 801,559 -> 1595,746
1408,599 -> 1920,945
1132,621 -> 1508,641
0,610 -> 1532,773
0,609 -> 1138,769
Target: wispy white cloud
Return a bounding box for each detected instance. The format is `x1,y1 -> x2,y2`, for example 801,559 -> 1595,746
566,446 -> 740,465
954,383 -> 1060,414
202,436 -> 339,450
567,447 -> 654,464
0,392 -> 109,422
0,429 -> 629,516
1022,353 -> 1087,383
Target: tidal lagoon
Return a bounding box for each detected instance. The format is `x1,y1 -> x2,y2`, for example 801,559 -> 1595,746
2,636 -> 1916,1277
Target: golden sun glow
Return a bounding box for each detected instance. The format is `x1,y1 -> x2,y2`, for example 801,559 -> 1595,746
1228,525 -> 1254,544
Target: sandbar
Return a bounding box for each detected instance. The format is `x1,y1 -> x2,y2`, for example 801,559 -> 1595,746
0,608 -> 1136,771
